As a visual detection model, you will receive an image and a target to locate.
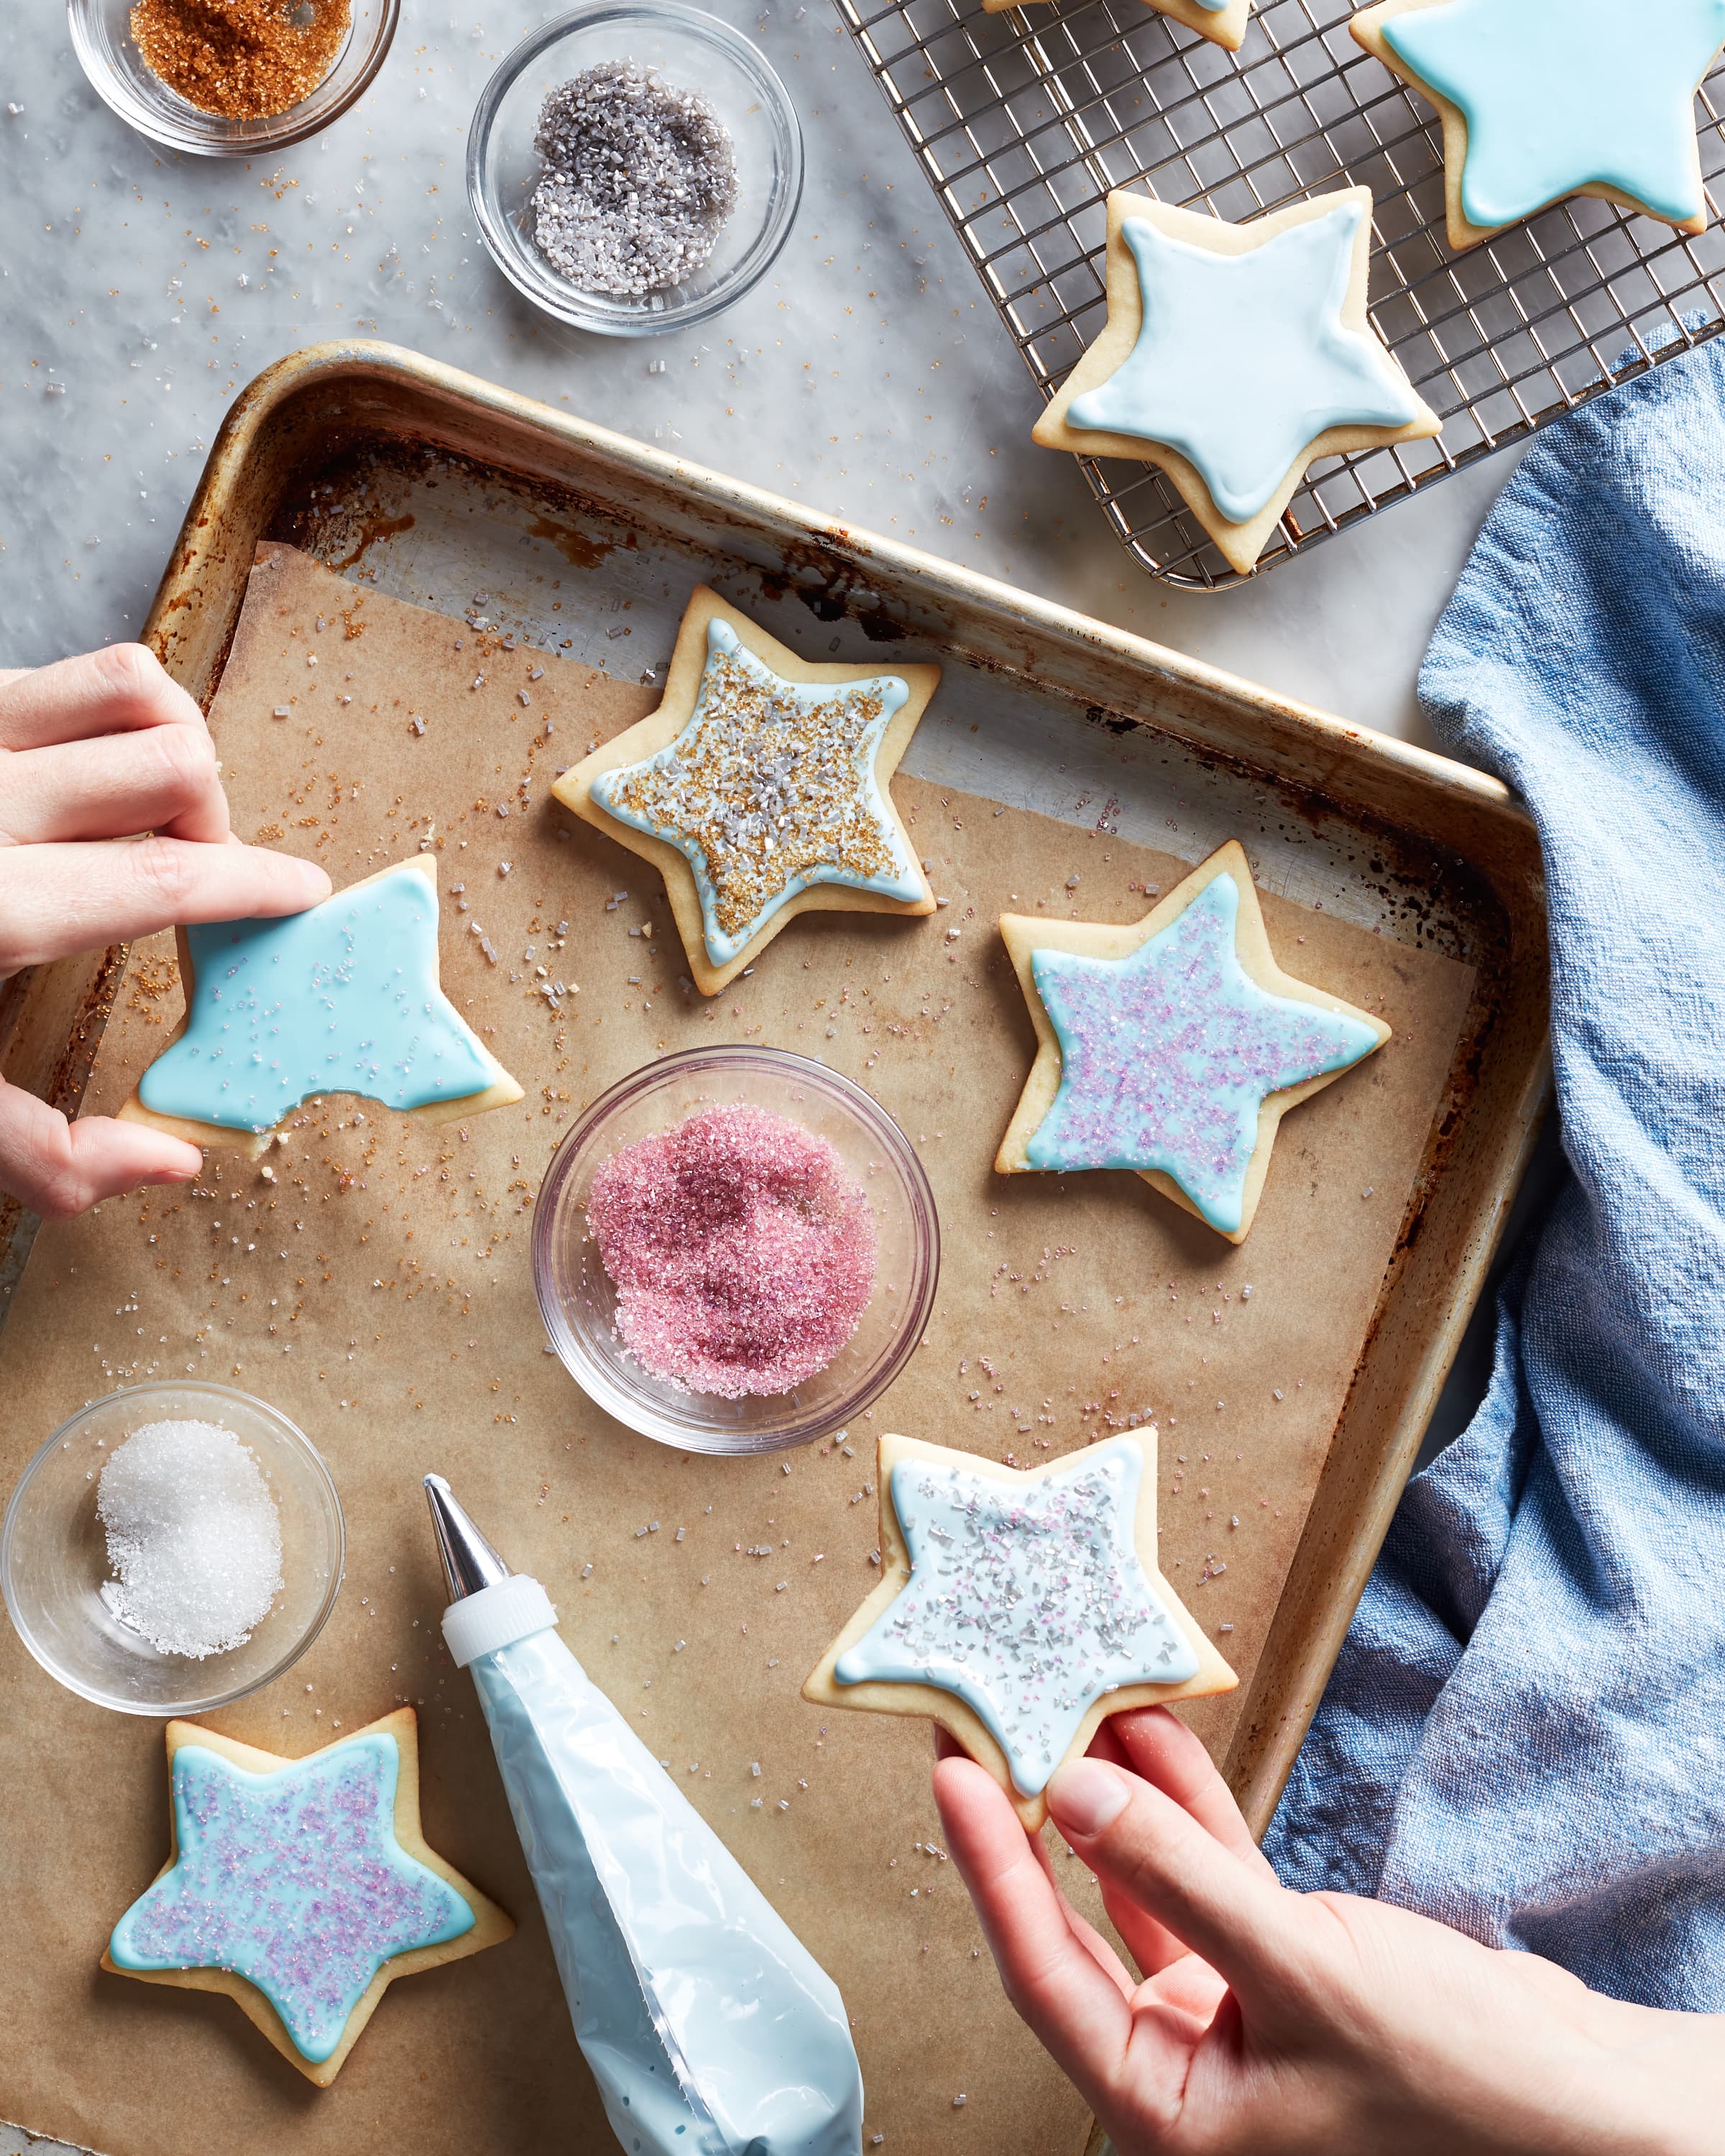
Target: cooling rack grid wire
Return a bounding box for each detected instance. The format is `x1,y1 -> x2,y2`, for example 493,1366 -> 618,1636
834,0 -> 1725,587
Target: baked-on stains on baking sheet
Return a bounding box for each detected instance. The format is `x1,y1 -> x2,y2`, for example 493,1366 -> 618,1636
0,544 -> 1473,2156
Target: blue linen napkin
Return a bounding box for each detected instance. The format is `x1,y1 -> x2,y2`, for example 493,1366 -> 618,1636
1261,341 -> 1725,2010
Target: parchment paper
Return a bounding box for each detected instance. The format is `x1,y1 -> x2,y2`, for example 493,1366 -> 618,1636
0,545 -> 1476,2156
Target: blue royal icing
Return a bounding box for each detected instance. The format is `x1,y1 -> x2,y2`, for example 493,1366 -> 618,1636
109,1733 -> 474,2063
834,1439 -> 1197,1800
1382,0 -> 1725,233
1065,199 -> 1422,525
139,865 -> 493,1133
1023,874 -> 1382,1235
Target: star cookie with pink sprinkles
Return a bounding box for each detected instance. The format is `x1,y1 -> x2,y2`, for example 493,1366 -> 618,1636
995,839 -> 1389,1241
805,1429 -> 1236,1828
104,1707 -> 512,2085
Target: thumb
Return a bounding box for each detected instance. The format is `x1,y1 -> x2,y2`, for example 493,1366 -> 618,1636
0,1084 -> 201,1220
1046,1757 -> 1313,2021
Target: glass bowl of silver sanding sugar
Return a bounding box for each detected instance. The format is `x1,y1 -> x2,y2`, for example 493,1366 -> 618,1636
468,1 -> 803,336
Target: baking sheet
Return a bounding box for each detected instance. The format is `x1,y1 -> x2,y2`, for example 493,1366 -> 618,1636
0,541 -> 1473,2156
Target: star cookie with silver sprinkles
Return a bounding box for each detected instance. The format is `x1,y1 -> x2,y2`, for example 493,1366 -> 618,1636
804,1430 -> 1236,1830
995,839 -> 1390,1243
103,1708 -> 513,2086
551,586 -> 939,994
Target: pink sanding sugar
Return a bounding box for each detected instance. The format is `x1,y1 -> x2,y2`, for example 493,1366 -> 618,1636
586,1103 -> 877,1398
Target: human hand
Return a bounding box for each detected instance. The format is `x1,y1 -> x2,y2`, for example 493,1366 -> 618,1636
0,646 -> 328,1217
934,1709 -> 1725,2156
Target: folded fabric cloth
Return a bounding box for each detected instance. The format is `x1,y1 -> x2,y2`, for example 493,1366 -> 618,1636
1263,341 -> 1725,2010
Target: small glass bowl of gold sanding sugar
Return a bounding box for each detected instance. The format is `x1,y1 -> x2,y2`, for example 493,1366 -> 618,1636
1,1381 -> 344,1715
469,1 -> 804,336
67,0 -> 398,157
535,1046 -> 940,1454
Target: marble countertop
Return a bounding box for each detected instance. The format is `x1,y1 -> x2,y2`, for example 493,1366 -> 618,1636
0,2 -> 1522,749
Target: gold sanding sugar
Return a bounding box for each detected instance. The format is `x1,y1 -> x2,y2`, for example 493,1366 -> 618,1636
129,0 -> 352,120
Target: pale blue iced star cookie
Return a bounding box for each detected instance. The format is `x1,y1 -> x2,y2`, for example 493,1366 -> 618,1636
102,1709 -> 513,2086
553,585 -> 938,994
980,0 -> 1251,53
805,1430 -> 1236,1829
118,854 -> 523,1161
1034,188 -> 1440,575
995,839 -> 1391,1243
1354,0 -> 1725,252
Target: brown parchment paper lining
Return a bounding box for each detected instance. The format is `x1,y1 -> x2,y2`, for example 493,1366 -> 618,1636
0,545 -> 1476,2156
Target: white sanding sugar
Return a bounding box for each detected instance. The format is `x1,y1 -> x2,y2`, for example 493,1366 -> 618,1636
530,62 -> 739,298
96,1419 -> 283,1659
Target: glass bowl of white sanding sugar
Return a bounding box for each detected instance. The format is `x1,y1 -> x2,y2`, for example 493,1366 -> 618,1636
0,1382 -> 343,1715
467,1 -> 804,335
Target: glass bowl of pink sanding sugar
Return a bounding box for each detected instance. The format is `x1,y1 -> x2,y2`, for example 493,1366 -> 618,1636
1,1382 -> 344,1715
533,1046 -> 939,1454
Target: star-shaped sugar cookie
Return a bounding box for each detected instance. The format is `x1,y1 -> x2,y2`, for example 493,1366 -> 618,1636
982,0 -> 1251,52
1353,0 -> 1725,252
552,586 -> 938,995
1034,188 -> 1440,574
104,1708 -> 512,2086
805,1431 -> 1236,1829
117,854 -> 522,1161
995,839 -> 1389,1242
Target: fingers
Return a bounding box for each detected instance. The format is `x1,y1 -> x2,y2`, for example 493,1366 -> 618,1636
0,837 -> 330,975
0,1086 -> 200,1219
0,645 -> 206,752
934,1755 -> 1140,2101
0,723 -> 229,848
1105,1708 -> 1279,1880
1045,1759 -> 1309,2017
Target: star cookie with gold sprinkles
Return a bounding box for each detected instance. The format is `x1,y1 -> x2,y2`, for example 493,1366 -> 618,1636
103,1708 -> 513,2086
805,1430 -> 1236,1830
552,586 -> 938,994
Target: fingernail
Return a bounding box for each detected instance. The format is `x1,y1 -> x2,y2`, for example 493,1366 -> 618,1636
1046,1759 -> 1130,1838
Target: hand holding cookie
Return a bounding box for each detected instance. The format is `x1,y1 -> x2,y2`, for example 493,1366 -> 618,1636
936,1707 -> 1725,2155
0,645 -> 329,1217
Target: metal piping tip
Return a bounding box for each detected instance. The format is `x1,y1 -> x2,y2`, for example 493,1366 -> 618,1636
424,1473 -> 512,1601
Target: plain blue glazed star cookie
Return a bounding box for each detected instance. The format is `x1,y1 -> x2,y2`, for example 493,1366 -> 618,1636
1035,188 -> 1439,573
103,1708 -> 513,2086
994,839 -> 1391,1243
805,1430 -> 1236,1828
119,854 -> 523,1159
1353,0 -> 1725,250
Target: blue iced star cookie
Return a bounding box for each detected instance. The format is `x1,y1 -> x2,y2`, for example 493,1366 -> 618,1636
1035,188 -> 1438,574
994,839 -> 1391,1242
121,855 -> 522,1156
1353,0 -> 1725,249
805,1431 -> 1236,1827
104,1710 -> 513,2084
552,586 -> 939,994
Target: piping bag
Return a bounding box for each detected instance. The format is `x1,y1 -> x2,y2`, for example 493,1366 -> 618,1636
424,1474 -> 864,2156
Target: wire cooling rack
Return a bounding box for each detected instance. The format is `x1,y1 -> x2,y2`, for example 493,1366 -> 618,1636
834,0 -> 1725,586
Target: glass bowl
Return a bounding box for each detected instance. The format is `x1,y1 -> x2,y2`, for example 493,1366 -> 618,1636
1,1382 -> 344,1715
467,1 -> 804,336
533,1046 -> 939,1454
67,0 -> 398,157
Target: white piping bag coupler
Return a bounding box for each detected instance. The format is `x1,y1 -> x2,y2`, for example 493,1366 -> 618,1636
424,1475 -> 863,2156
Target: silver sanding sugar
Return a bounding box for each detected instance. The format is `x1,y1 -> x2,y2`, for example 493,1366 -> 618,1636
531,62 -> 739,298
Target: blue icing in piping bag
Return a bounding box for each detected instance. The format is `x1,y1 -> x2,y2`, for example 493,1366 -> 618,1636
424,1475 -> 863,2156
